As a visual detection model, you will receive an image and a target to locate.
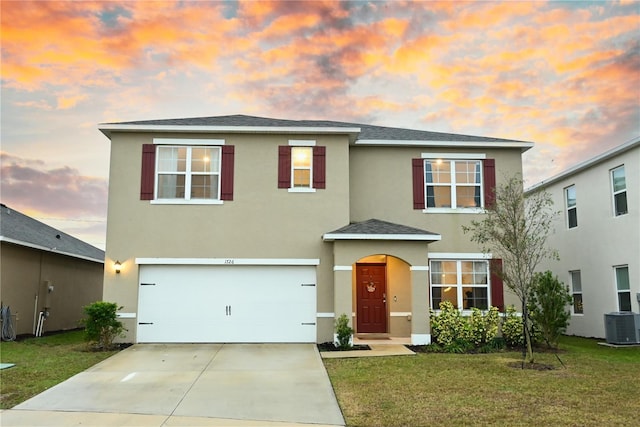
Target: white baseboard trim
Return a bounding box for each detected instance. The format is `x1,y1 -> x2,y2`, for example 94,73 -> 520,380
411,334 -> 431,345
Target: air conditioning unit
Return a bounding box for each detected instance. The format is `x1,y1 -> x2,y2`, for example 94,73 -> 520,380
604,312 -> 640,344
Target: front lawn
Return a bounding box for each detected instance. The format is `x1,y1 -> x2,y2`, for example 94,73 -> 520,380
0,330 -> 120,409
323,336 -> 640,426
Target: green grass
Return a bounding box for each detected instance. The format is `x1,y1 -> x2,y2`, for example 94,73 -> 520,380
0,330 -> 119,409
323,336 -> 640,427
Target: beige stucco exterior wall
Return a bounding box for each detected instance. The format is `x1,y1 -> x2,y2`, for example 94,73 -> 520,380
348,145 -> 523,312
0,243 -> 104,336
537,145 -> 639,338
103,132 -> 351,342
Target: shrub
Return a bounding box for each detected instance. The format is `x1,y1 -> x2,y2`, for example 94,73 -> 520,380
528,271 -> 572,348
430,301 -> 470,347
334,313 -> 353,350
82,301 -> 125,350
501,305 -> 524,348
468,306 -> 500,346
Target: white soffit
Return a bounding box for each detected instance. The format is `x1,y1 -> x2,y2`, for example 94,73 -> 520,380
99,124 -> 361,138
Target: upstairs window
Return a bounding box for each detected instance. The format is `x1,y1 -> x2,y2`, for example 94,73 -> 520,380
412,156 -> 495,212
611,166 -> 627,216
570,270 -> 583,314
140,141 -> 234,203
565,185 -> 577,228
292,146 -> 313,188
278,142 -> 326,191
157,146 -> 220,200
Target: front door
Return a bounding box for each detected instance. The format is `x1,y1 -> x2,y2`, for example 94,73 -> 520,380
356,263 -> 387,333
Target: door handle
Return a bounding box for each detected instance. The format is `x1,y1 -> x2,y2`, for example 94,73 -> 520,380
383,293 -> 386,304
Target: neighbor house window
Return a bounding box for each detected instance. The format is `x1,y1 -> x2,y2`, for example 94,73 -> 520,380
565,185 -> 577,228
156,146 -> 220,200
412,156 -> 495,211
570,270 -> 583,314
615,266 -> 631,312
611,166 -> 627,216
278,142 -> 326,191
430,260 -> 489,310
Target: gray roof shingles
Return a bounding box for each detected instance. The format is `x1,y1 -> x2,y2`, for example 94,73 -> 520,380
326,219 -> 439,236
103,114 -> 528,144
0,204 -> 104,263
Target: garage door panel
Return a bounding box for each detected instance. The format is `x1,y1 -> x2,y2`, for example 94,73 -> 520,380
137,265 -> 316,343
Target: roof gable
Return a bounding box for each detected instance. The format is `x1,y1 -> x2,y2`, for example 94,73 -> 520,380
0,204 -> 104,263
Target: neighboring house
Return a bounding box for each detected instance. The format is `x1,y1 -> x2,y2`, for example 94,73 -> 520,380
99,115 -> 533,344
0,204 -> 105,336
527,137 -> 639,338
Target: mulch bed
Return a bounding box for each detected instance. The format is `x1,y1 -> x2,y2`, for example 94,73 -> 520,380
317,342 -> 371,352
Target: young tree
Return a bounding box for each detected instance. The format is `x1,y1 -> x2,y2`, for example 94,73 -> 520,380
463,176 -> 559,363
529,271 -> 572,349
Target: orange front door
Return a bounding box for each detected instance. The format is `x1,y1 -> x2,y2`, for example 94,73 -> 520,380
356,263 -> 387,333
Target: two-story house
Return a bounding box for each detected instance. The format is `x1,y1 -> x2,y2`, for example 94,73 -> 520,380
527,137 -> 639,339
99,115 -> 533,344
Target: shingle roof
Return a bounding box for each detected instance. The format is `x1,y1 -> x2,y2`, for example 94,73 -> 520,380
323,219 -> 441,241
0,204 -> 104,263
101,114 -> 530,144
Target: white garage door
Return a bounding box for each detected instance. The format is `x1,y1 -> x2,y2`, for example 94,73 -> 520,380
137,265 -> 317,343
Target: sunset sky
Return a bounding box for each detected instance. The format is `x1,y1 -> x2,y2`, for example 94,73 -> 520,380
1,0 -> 639,249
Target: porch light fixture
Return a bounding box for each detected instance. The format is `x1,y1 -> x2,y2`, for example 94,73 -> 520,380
114,260 -> 122,274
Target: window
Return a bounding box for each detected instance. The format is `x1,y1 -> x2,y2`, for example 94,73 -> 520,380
570,270 -> 583,314
412,157 -> 495,211
430,260 -> 489,310
156,146 -> 220,200
565,185 -> 577,228
278,144 -> 326,190
425,160 -> 482,208
292,146 -> 312,188
615,266 -> 631,312
140,142 -> 234,202
611,166 -> 627,216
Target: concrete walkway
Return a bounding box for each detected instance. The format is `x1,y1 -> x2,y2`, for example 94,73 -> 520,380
1,344 -> 345,427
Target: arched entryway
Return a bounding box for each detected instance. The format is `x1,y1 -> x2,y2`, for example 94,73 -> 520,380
353,254 -> 412,337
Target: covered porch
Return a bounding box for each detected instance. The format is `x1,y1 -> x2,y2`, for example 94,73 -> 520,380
323,219 -> 441,345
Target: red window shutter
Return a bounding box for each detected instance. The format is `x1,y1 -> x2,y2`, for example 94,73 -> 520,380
490,258 -> 504,311
278,146 -> 292,188
484,159 -> 496,208
140,144 -> 156,200
220,145 -> 235,201
313,146 -> 326,189
412,158 -> 425,209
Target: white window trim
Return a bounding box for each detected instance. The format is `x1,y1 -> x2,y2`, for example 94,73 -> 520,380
423,159 -> 484,210
610,165 -> 627,217
421,153 -> 487,159
614,265 -> 631,312
569,270 -> 583,316
289,139 -> 316,146
154,145 -> 222,202
429,259 -> 491,311
289,144 -> 314,190
565,184 -> 577,229
153,138 -> 225,146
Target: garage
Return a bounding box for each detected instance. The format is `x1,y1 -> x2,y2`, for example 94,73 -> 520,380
137,264 -> 317,343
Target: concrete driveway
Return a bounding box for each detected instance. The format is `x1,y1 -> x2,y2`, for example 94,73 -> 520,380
1,344 -> 345,427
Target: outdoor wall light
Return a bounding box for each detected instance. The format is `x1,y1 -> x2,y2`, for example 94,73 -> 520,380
114,260 -> 122,274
